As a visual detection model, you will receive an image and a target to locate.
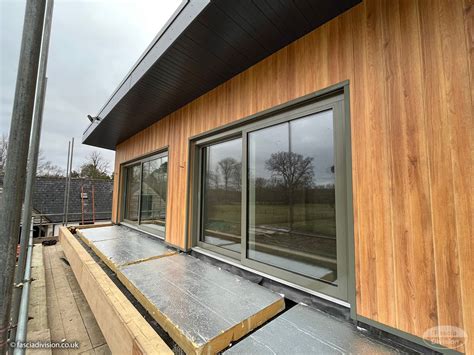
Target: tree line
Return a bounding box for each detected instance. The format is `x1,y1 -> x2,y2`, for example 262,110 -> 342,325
0,134 -> 112,180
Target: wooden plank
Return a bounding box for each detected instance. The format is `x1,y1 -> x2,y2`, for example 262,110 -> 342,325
398,0 -> 438,339
44,247 -> 67,348
28,245 -> 49,332
56,247 -> 107,349
59,227 -> 173,355
365,0 -> 397,326
48,245 -> 95,353
437,1 -> 473,353
27,330 -> 52,355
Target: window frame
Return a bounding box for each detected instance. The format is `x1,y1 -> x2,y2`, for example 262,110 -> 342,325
190,87 -> 351,302
120,149 -> 169,239
195,130 -> 243,259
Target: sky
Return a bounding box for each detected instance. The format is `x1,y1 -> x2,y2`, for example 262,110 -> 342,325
0,0 -> 182,174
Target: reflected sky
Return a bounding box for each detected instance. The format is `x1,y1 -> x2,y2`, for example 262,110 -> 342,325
249,110 -> 334,187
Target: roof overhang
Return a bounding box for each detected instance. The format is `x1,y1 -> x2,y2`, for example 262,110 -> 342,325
83,0 -> 361,150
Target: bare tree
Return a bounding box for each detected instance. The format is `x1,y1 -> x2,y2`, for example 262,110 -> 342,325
80,151 -> 111,179
207,168 -> 220,190
36,150 -> 64,177
231,162 -> 242,190
218,157 -> 240,191
265,151 -> 314,231
0,134 -> 8,174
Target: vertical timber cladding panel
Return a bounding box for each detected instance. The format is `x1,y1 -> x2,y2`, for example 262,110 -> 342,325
111,0 -> 473,351
436,0 -> 473,351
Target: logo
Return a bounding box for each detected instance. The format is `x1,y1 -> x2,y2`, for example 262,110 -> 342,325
423,325 -> 466,350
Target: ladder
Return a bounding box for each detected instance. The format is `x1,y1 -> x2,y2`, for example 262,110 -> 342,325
81,183 -> 96,225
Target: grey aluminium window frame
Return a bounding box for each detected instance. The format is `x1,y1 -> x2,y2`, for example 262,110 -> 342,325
190,84 -> 352,302
194,130 -> 243,259
120,149 -> 169,239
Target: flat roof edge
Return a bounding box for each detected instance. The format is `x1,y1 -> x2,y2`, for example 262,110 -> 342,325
82,0 -> 211,148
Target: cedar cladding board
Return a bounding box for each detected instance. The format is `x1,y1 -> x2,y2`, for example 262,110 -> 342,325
32,177 -> 113,222
110,0 -> 473,352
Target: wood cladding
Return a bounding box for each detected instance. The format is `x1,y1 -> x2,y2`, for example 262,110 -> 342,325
112,0 -> 473,352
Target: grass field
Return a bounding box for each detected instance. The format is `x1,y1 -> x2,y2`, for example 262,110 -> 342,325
205,203 -> 336,237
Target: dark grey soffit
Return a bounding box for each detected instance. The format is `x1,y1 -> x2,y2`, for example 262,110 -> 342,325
82,0 -> 361,150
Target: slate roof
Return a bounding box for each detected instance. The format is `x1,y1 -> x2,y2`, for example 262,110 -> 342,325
0,175 -> 113,223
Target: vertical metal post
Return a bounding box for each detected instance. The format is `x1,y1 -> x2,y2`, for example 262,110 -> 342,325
62,141 -> 71,226
64,138 -> 74,225
12,218 -> 35,355
10,0 -> 54,345
81,184 -> 84,226
92,185 -> 96,224
0,0 -> 46,351
10,79 -> 48,342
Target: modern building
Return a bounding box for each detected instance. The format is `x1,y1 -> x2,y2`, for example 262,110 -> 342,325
82,0 -> 473,353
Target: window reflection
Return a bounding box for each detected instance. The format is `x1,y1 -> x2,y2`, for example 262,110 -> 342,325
247,110 -> 337,283
124,164 -> 141,222
201,138 -> 242,254
140,157 -> 168,236
123,154 -> 168,238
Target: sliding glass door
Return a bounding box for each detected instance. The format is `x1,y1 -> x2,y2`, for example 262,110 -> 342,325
194,93 -> 349,300
122,151 -> 168,238
246,110 -> 337,284
124,164 -> 141,222
200,138 -> 242,257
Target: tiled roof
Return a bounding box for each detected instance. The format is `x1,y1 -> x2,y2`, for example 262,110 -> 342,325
0,175 -> 113,223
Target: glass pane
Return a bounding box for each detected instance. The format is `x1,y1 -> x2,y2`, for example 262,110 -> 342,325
124,164 -> 141,222
247,110 -> 337,284
140,156 -> 168,236
201,138 -> 242,254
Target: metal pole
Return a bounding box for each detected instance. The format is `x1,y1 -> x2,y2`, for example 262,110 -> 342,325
10,78 -> 48,343
13,219 -> 35,355
92,184 -> 96,224
0,1 -> 46,351
81,184 -> 84,226
62,141 -> 71,226
9,0 -> 54,344
65,138 -> 74,225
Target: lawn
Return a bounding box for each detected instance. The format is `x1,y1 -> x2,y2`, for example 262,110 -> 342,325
205,203 -> 336,238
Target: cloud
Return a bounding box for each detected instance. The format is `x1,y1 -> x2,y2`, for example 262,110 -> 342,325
0,0 -> 182,172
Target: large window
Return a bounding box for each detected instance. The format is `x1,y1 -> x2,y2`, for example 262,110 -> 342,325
247,110 -> 336,283
122,152 -> 168,238
200,138 -> 242,255
193,92 -> 350,301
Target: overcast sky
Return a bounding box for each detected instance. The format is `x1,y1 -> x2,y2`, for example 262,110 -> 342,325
1,0 -> 182,173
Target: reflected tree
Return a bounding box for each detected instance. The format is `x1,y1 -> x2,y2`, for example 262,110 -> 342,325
265,151 -> 314,231
218,157 -> 240,191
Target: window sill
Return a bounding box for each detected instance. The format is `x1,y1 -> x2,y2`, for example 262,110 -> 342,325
191,246 -> 350,308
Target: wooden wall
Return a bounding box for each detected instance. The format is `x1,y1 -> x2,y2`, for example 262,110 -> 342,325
111,0 -> 473,351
